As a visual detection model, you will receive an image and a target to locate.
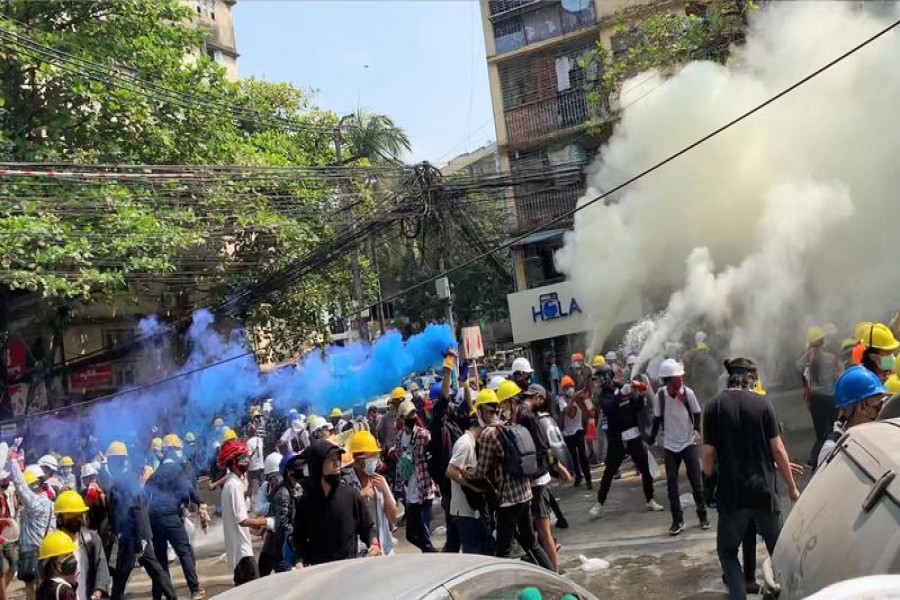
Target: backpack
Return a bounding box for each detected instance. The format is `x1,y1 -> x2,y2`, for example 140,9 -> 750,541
657,388 -> 695,430
497,423 -> 539,479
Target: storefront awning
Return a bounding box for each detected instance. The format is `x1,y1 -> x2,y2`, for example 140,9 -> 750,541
508,228 -> 569,248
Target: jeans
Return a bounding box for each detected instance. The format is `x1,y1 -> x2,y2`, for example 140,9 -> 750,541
405,499 -> 435,552
258,550 -> 289,577
495,502 -> 553,571
598,437 -> 655,505
663,445 -> 707,524
563,430 -> 592,485
717,509 -> 782,600
807,391 -> 835,466
150,513 -> 200,597
451,516 -> 496,555
233,556 -> 258,586
112,533 -> 176,600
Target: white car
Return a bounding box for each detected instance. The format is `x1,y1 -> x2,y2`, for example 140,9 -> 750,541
212,555 -> 597,600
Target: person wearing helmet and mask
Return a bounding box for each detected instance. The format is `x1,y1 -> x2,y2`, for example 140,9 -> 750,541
816,366 -> 888,469
257,451 -> 289,576
217,440 -> 272,586
37,455 -> 61,499
511,357 -> 534,395
648,359 -> 709,536
465,387 -> 553,570
293,441 -> 381,565
97,441 -> 176,600
0,469 -> 18,599
279,412 -> 309,454
145,434 -> 207,600
567,353 -> 592,399
79,464 -> 112,566
53,491 -> 109,600
393,399 -> 436,553
344,431 -> 397,557
5,448 -> 55,600
854,322 -> 899,381
34,531 -> 78,600
245,423 -> 266,505
58,458 -> 76,493
797,326 -> 841,468
147,439 -> 163,472
329,408 -> 348,433
589,365 -> 664,519
702,358 -> 800,600
559,375 -> 592,490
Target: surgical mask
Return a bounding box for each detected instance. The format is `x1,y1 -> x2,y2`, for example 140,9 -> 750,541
363,458 -> 379,476
60,517 -> 82,535
175,450 -> 184,461
565,389 -> 574,398
572,361 -> 582,369
404,417 -> 417,429
60,468 -> 71,477
324,473 -> 342,487
477,413 -> 488,428
880,354 -> 896,372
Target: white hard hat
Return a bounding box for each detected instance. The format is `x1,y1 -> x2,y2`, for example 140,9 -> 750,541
511,357 -> 534,374
37,455 -> 58,472
487,376 -> 505,391
626,354 -> 638,366
605,351 -> 618,362
25,464 -> 44,479
658,358 -> 685,379
398,399 -> 417,418
81,464 -> 98,479
264,452 -> 283,476
695,331 -> 708,345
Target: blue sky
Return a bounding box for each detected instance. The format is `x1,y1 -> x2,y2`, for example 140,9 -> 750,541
233,1 -> 496,163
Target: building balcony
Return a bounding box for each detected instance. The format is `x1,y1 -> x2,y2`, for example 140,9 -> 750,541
491,0 -> 597,56
504,88 -> 588,147
512,181 -> 584,233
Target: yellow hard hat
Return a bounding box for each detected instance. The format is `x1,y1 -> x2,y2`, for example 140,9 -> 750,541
221,428 -> 237,443
472,388 -> 500,413
807,326 -> 826,347
348,430 -> 380,455
390,387 -> 407,401
855,321 -> 873,343
861,323 -> 900,352
251,408 -> 261,418
150,437 -> 163,450
841,338 -> 857,352
107,441 -> 128,457
162,434 -> 183,450
592,355 -> 607,369
39,530 -> 77,561
753,376 -> 767,396
495,379 -> 522,403
59,456 -> 74,468
23,471 -> 38,487
329,408 -> 343,418
885,374 -> 900,395
54,490 -> 89,515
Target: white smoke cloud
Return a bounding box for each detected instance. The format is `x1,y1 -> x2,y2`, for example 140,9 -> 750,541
555,1 -> 900,373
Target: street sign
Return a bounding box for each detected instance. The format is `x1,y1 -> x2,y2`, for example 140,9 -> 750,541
70,364 -> 113,390
461,326 -> 485,359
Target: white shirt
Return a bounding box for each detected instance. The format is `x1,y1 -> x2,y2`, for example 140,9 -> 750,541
448,431 -> 478,518
559,398 -> 583,436
653,386 -> 702,453
221,472 -> 254,571
247,436 -> 265,471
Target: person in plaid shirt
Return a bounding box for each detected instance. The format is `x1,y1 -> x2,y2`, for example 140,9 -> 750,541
467,388 -> 553,570
394,400 -> 436,552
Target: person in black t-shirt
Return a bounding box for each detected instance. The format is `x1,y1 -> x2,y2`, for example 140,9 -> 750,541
702,358 -> 800,600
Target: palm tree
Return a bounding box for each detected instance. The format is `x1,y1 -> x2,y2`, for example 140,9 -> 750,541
341,111 -> 411,165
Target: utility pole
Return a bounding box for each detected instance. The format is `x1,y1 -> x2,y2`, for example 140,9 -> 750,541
423,163 -> 456,335
333,121 -> 369,343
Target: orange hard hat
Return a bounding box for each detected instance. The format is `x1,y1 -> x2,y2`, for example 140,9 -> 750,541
571,353 -> 584,362
561,375 -> 576,389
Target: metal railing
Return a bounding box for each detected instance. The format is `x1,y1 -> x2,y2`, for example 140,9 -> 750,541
504,89 -> 588,145
513,181 -> 584,232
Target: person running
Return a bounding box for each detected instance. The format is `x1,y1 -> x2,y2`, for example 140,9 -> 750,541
558,376 -> 591,489
100,441 -> 176,600
589,366 -> 664,519
293,440 -> 381,566
466,387 -> 553,571
144,434 -> 208,600
53,491 -> 110,600
394,399 -> 436,553
816,365 -> 887,469
344,431 -> 397,556
35,531 -> 78,600
702,357 -> 800,600
648,359 -> 709,536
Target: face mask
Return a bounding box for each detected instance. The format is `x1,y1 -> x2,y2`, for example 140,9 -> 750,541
880,354 -> 896,372
60,556 -> 78,576
61,518 -> 81,535
236,457 -> 250,474
175,451 -> 184,461
477,412 -> 488,428
324,473 -> 342,487
404,417 -> 417,429
668,377 -> 684,394
572,361 -> 582,369
363,458 -> 379,476
61,468 -> 71,477
565,389 -> 575,398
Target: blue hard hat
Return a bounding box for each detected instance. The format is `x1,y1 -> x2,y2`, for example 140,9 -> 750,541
429,382 -> 443,400
834,366 -> 885,409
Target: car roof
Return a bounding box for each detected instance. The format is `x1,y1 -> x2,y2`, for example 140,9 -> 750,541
211,555 -> 558,600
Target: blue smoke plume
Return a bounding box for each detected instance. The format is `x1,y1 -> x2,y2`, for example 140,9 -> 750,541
24,310 -> 456,467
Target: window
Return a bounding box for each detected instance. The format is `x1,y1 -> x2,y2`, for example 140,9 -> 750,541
113,363 -> 136,388
103,328 -> 134,350
447,567 -> 585,599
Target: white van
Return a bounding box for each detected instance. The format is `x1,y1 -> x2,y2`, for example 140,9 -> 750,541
766,418 -> 900,599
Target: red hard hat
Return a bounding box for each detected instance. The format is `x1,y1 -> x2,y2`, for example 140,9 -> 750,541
216,440 -> 248,468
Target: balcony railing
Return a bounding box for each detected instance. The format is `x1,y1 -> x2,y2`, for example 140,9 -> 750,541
488,0 -> 542,19
492,0 -> 597,55
513,182 -> 584,232
504,88 -> 588,146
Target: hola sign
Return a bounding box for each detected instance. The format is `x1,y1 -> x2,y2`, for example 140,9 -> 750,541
532,292 -> 582,323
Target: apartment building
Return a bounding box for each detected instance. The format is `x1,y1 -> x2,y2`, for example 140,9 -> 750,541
188,0 -> 239,81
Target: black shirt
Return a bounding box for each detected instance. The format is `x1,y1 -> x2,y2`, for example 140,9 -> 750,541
293,481 -> 375,566
703,389 -> 781,513
598,387 -> 644,438
516,407 -> 549,479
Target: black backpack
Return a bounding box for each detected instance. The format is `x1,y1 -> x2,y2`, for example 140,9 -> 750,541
427,404 -> 463,489
497,423 -> 539,479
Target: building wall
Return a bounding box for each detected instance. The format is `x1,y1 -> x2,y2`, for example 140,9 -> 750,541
185,0 -> 239,81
